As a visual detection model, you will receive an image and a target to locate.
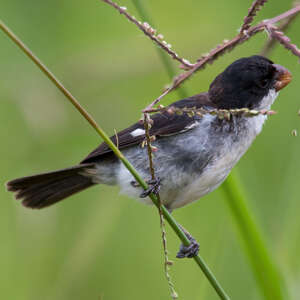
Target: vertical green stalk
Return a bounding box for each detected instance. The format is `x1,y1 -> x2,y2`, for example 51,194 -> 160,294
222,173 -> 287,300
132,1 -> 288,299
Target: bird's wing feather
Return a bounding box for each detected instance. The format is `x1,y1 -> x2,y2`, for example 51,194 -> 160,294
81,93 -> 213,163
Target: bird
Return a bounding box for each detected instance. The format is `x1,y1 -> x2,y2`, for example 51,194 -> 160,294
6,55 -> 292,258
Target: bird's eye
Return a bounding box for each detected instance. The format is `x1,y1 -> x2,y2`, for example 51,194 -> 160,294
258,78 -> 269,88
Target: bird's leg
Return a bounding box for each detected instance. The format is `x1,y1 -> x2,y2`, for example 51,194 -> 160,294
139,177 -> 161,198
132,180 -> 198,258
130,177 -> 161,197
176,224 -> 200,258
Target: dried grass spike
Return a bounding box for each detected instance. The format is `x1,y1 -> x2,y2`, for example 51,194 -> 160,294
269,27 -> 300,59
101,0 -> 192,69
241,0 -> 268,33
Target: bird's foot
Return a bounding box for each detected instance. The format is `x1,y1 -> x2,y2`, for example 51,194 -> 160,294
176,236 -> 199,259
139,177 -> 161,198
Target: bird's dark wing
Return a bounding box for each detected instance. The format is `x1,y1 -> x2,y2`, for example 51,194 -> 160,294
81,93 -> 214,163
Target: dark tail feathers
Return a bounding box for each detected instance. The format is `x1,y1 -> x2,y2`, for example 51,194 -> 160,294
6,164 -> 96,209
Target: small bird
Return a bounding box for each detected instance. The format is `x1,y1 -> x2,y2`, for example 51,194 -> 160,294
7,55 -> 291,258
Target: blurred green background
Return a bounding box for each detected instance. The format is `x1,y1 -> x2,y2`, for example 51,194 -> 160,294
1,0 -> 300,299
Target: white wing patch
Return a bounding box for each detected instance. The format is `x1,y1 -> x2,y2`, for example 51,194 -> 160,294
179,121 -> 200,133
159,120 -> 201,137
130,128 -> 145,137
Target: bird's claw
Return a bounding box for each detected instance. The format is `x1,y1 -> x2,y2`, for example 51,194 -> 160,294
176,237 -> 199,258
139,177 -> 161,198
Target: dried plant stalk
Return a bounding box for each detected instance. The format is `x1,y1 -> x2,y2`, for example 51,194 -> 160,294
147,106 -> 277,118
101,0 -> 300,112
261,2 -> 300,56
101,0 -> 193,69
143,113 -> 178,299
266,25 -> 300,59
240,0 -> 268,33
143,5 -> 300,111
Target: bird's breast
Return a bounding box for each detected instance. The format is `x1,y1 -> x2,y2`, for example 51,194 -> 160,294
168,114 -> 267,209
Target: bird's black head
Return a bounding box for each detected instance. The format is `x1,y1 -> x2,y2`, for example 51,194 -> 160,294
208,55 -> 292,109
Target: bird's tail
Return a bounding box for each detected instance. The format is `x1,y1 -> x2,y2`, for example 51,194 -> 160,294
6,164 -> 96,209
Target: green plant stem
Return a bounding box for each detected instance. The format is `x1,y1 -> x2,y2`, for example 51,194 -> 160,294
0,19 -> 230,300
222,173 -> 287,300
131,0 -> 188,99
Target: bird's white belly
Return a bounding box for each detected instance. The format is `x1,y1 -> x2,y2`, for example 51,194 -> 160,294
169,118 -> 264,209
169,149 -> 241,209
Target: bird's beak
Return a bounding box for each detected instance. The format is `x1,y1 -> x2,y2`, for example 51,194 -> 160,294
273,64 -> 292,91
